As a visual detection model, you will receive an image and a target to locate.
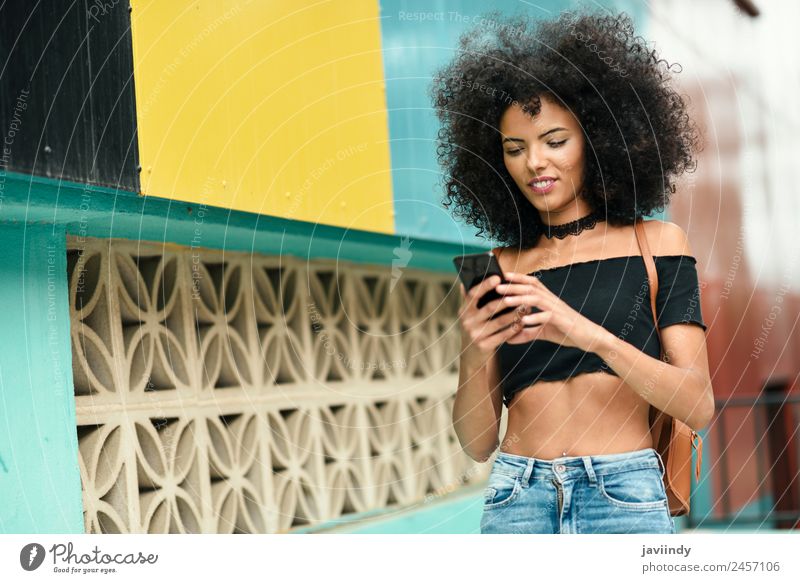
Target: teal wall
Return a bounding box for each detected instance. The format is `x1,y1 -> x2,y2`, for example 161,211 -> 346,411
0,223 -> 83,533
1,172 -> 483,274
293,485 -> 486,534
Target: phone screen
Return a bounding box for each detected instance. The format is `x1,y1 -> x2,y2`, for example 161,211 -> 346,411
452,252 -> 514,319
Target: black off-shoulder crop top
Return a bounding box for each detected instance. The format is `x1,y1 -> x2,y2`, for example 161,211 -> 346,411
497,254 -> 706,407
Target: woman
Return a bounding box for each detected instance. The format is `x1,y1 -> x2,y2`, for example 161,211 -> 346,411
430,9 -> 713,534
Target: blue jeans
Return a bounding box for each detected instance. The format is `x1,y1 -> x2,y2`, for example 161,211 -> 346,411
479,447 -> 676,534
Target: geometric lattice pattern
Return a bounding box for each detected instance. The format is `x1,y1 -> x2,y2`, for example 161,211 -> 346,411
67,237 -> 489,532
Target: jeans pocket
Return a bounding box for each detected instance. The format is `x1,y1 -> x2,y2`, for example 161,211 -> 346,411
483,472 -> 521,509
598,467 -> 668,510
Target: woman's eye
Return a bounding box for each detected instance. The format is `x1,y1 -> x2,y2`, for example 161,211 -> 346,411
505,141 -> 564,155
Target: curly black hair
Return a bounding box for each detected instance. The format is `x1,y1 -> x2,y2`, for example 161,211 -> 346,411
428,7 -> 702,248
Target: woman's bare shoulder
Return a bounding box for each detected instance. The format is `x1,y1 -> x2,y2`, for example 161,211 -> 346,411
640,219 -> 694,257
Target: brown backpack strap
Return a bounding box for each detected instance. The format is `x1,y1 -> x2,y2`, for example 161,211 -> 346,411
634,218 -> 660,344
634,219 -> 669,446
635,219 -> 702,515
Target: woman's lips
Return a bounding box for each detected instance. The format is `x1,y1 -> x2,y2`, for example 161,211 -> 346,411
529,178 -> 557,194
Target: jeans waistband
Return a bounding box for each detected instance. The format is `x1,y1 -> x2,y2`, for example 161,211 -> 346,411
492,447 -> 665,484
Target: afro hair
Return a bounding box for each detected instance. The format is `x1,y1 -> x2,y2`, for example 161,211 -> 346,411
429,7 -> 702,248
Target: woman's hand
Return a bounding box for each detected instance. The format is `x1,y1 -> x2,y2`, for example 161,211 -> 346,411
496,272 -> 609,352
457,275 -> 532,363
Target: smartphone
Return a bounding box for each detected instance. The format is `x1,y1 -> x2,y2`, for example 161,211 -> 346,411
452,251 -> 540,322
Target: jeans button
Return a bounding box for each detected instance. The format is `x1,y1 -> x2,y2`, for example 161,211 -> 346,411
556,464 -> 566,472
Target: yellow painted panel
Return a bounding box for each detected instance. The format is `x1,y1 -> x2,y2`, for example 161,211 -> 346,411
130,0 -> 394,234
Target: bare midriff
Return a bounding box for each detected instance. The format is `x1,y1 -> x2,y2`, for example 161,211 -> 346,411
499,370 -> 653,460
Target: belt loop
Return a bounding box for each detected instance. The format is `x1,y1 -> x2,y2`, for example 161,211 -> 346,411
581,456 -> 597,485
521,458 -> 535,487
654,448 -> 666,480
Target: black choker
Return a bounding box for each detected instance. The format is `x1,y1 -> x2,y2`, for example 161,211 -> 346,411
542,211 -> 604,239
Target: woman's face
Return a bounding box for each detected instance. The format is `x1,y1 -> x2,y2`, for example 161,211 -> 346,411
499,96 -> 589,221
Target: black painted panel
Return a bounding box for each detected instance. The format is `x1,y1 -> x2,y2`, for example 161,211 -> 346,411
0,0 -> 139,191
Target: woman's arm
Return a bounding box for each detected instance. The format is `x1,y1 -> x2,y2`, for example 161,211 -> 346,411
452,273 -> 523,462
592,322 -> 713,431
592,223 -> 713,430
452,347 -> 504,462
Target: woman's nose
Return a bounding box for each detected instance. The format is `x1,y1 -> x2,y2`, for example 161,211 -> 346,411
526,149 -> 548,173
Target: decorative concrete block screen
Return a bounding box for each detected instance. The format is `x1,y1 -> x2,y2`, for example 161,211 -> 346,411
67,237 -> 489,533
